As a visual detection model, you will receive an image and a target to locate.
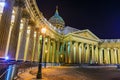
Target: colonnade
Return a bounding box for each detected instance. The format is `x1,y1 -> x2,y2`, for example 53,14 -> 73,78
62,41 -> 120,64
0,0 -> 62,63
0,0 -> 40,62
63,41 -> 99,64
42,37 -> 61,63
99,48 -> 120,64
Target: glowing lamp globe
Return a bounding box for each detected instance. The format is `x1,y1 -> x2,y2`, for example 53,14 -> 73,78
41,27 -> 46,34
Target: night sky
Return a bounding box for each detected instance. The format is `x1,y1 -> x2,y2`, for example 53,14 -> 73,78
36,0 -> 120,39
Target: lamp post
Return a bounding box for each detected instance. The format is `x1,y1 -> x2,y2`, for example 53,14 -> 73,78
36,27 -> 46,79
45,50 -> 48,68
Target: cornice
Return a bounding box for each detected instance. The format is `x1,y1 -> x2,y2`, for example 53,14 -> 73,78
25,0 -> 62,39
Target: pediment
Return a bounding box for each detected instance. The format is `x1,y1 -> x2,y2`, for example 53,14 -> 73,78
72,29 -> 100,41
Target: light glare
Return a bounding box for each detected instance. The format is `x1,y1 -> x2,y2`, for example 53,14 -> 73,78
0,2 -> 5,7
5,56 -> 9,60
41,27 -> 46,34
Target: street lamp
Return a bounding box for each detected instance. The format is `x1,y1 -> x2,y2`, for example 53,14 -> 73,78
45,50 -> 48,68
36,27 -> 46,79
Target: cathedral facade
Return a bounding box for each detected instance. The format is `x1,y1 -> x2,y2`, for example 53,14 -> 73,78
0,0 -> 120,65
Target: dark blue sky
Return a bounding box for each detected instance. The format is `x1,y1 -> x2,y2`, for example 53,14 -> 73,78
36,0 -> 120,39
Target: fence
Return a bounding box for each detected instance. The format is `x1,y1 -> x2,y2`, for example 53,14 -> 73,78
0,61 -> 38,80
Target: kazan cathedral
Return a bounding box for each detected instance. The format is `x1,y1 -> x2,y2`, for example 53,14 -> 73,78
0,0 -> 120,66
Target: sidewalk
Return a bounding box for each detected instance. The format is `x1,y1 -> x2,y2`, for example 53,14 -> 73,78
17,66 -> 94,80
17,67 -> 60,80
17,68 -> 36,80
17,66 -> 65,80
17,66 -> 120,80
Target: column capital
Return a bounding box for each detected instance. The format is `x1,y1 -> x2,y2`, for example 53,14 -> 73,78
28,19 -> 36,26
22,9 -> 30,19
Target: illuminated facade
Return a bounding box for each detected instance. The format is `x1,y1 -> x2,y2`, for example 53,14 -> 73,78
0,0 -> 120,65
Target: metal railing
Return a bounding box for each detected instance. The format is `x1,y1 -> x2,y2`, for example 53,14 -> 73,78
0,61 -> 38,80
0,68 -> 8,79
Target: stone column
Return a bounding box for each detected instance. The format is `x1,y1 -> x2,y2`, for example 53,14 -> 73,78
27,27 -> 35,61
114,48 -> 117,64
53,40 -> 58,63
49,40 -> 53,62
69,41 -> 73,63
33,28 -> 40,62
31,31 -> 37,61
91,44 -> 95,63
65,41 -> 68,63
25,20 -> 35,61
98,47 -> 100,64
4,9 -> 15,60
95,45 -> 99,63
8,1 -> 24,60
71,42 -> 75,63
107,48 -> 110,64
60,42 -> 65,63
81,43 -> 85,63
118,48 -> 120,64
46,37 -> 51,63
51,40 -> 55,63
75,42 -> 79,64
53,40 -> 57,63
86,44 -> 90,63
15,19 -> 24,60
78,43 -> 82,64
111,48 -> 115,64
42,37 -> 47,62
17,18 -> 29,61
104,48 -> 107,64
16,9 -> 30,61
67,41 -> 71,63
99,48 -> 103,64
56,41 -> 60,63
0,0 -> 15,58
72,41 -> 75,63
23,26 -> 31,61
23,20 -> 35,61
104,48 -> 110,64
116,49 -> 119,64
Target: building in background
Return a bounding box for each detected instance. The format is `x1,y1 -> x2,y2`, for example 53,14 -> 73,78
0,0 -> 120,65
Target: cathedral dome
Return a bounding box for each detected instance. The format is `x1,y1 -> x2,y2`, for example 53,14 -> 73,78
49,6 -> 65,30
